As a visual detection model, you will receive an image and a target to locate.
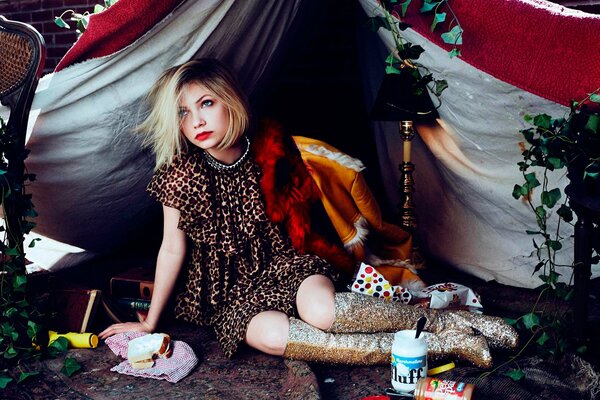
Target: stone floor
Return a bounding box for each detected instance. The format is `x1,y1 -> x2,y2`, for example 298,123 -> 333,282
4,261 -> 599,399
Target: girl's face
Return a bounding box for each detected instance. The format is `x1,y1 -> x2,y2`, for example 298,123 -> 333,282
179,82 -> 230,153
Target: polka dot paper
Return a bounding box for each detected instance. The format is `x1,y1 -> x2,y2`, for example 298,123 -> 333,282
350,263 -> 412,304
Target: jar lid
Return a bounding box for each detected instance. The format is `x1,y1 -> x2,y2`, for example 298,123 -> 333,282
428,362 -> 456,375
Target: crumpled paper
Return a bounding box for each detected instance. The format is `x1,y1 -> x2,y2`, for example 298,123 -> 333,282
350,263 -> 483,311
350,263 -> 412,303
105,332 -> 198,383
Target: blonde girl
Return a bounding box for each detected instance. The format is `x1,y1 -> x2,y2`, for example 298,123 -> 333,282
100,59 -> 517,368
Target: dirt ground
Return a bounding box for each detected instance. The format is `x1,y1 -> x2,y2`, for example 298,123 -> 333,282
3,258 -> 599,399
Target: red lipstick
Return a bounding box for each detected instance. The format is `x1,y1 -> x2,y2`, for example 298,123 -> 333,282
195,131 -> 212,141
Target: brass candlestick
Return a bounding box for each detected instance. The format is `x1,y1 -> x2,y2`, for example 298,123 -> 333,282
371,73 -> 438,268
399,120 -> 424,266
399,120 -> 417,231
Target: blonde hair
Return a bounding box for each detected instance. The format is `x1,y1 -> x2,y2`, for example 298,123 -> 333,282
137,59 -> 250,169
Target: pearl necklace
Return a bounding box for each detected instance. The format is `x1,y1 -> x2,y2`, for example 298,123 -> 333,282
202,136 -> 250,171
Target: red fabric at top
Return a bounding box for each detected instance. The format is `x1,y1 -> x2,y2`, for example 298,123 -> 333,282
55,0 -> 184,71
399,0 -> 600,106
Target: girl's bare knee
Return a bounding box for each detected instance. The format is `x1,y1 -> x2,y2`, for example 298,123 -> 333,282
296,276 -> 335,330
246,312 -> 289,356
300,304 -> 334,331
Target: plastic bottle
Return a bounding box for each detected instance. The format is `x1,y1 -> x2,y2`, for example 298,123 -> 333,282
414,377 -> 475,400
48,330 -> 99,349
390,330 -> 428,394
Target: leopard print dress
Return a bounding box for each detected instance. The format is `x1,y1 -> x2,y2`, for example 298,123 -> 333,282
147,144 -> 335,358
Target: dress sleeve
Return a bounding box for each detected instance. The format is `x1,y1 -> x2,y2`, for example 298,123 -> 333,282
146,156 -> 189,210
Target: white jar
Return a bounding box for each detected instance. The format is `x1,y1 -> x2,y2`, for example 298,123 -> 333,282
390,330 -> 428,394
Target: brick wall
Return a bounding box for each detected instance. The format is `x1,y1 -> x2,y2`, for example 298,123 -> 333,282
0,0 -> 99,72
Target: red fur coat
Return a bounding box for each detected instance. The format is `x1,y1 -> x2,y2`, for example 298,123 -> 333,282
251,121 -> 355,279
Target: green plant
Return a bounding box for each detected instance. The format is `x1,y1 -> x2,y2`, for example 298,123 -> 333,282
500,89 -> 600,379
55,0 -> 118,38
0,116 -> 81,387
367,0 -> 463,100
0,115 -> 43,387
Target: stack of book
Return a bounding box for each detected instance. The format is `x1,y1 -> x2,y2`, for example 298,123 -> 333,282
102,267 -> 154,324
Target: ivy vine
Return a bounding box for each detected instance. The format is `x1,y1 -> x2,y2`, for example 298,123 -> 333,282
367,0 -> 463,100
55,0 -> 118,37
499,89 -> 600,380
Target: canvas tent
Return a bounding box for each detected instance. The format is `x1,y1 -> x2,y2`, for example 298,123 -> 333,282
4,0 -> 599,288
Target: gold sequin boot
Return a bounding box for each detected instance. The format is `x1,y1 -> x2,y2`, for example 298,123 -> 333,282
284,318 -> 493,368
329,292 -> 518,350
284,317 -> 392,365
423,329 -> 492,369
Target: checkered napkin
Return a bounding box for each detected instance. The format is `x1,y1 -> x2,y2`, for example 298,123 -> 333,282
105,332 -> 198,383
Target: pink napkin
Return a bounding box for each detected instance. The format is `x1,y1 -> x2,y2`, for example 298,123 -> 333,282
105,332 -> 198,383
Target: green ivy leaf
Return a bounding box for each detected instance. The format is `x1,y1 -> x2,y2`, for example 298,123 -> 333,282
400,44 -> 425,60
584,171 -> 599,180
504,369 -> 525,381
532,260 -> 545,275
533,114 -> 552,129
4,344 -> 19,359
385,65 -> 402,74
12,274 -> 27,292
522,312 -> 540,329
512,184 -> 524,199
541,188 -> 561,208
430,12 -> 446,31
61,357 -> 82,377
81,15 -> 90,30
590,93 -> 600,103
400,0 -> 411,16
534,206 -> 546,221
48,337 -> 69,355
547,240 -> 562,251
3,307 -> 18,318
54,16 -> 70,29
557,204 -> 573,222
93,4 -> 105,13
1,322 -> 15,335
397,22 -> 412,31
546,157 -> 564,170
4,247 -> 19,256
524,172 -> 541,189
504,317 -> 518,325
576,345 -> 588,354
27,320 -> 42,340
584,114 -> 599,134
441,25 -> 463,45
448,48 -> 461,58
367,16 -> 391,32
524,114 -> 533,123
420,1 -> 442,13
434,79 -> 448,96
17,371 -> 39,384
536,331 -> 550,346
0,375 -> 13,389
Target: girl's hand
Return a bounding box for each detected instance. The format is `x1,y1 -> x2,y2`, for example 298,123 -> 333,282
99,320 -> 153,340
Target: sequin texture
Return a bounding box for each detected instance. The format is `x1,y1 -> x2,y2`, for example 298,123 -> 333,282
284,318 -> 393,365
328,293 -> 518,350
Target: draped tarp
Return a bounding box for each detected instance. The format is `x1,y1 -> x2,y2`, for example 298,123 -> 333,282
6,0 -> 599,287
358,0 -> 600,287
12,0 -> 306,267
